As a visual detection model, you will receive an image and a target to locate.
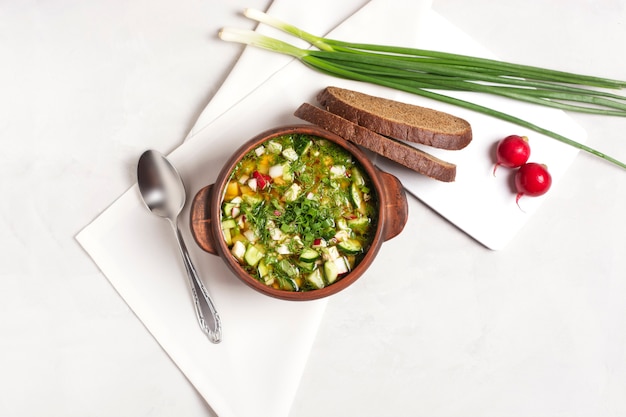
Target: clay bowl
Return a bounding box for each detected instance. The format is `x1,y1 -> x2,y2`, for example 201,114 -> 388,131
190,124 -> 408,301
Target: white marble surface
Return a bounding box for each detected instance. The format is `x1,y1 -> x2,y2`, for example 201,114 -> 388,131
2,0 -> 626,416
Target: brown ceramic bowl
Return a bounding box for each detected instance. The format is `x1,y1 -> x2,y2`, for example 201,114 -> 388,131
189,124 -> 408,301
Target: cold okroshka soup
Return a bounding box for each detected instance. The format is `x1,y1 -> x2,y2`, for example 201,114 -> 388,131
219,133 -> 378,292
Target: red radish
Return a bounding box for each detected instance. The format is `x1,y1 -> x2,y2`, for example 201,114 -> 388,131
252,171 -> 272,189
493,135 -> 530,175
515,163 -> 552,207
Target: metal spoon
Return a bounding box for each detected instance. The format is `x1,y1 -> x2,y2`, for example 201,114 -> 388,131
137,150 -> 222,343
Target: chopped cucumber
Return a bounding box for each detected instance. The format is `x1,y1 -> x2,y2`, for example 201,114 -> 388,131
230,232 -> 247,246
283,183 -> 301,202
221,219 -> 237,230
221,227 -> 232,246
242,194 -> 262,205
299,248 -> 320,262
324,260 -> 339,284
278,259 -> 298,277
348,217 -> 370,233
282,147 -> 299,161
223,203 -> 236,217
277,275 -> 298,291
244,245 -> 264,267
306,269 -> 325,289
257,259 -> 270,278
286,277 -> 299,291
297,260 -> 317,272
350,183 -> 366,214
338,238 -> 363,254
267,141 -> 282,154
351,167 -> 365,186
262,272 -> 275,286
282,163 -> 293,182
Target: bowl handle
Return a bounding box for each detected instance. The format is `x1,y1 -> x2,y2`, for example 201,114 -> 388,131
378,170 -> 409,241
190,184 -> 218,255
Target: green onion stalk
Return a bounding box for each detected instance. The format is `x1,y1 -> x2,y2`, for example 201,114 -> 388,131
219,8 -> 626,170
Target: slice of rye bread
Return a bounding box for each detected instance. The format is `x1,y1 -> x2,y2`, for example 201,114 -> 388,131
294,103 -> 456,182
317,86 -> 472,150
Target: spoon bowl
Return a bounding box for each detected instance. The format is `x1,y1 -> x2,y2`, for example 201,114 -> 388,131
138,151 -> 185,219
137,150 -> 222,343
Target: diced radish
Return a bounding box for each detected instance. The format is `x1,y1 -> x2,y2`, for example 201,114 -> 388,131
323,246 -> 339,261
267,141 -> 282,154
252,171 -> 272,189
236,215 -> 245,228
276,244 -> 291,255
292,235 -> 303,247
268,164 -> 284,179
284,183 -> 301,202
254,145 -> 265,156
247,177 -> 258,192
270,228 -> 284,241
243,229 -> 258,243
231,240 -> 246,261
329,165 -> 346,178
334,230 -> 349,242
312,238 -> 327,248
334,256 -> 350,274
282,147 -> 298,161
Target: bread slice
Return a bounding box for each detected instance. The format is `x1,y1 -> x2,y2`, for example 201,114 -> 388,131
317,86 -> 472,150
294,103 -> 456,182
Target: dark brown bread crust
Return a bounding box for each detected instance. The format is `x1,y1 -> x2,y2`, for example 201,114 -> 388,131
317,86 -> 472,150
294,103 -> 456,182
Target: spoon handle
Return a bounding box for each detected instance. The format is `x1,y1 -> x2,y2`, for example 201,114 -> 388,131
172,222 -> 222,344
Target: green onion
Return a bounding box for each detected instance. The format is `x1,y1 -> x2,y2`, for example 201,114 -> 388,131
219,9 -> 626,170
